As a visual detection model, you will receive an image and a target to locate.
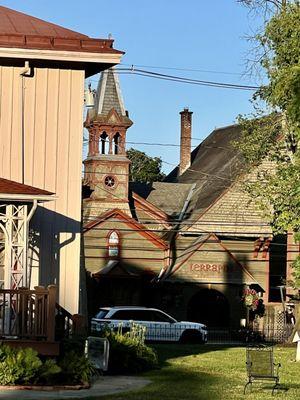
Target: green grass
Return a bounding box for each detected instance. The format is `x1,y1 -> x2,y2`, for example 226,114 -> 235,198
96,344 -> 300,400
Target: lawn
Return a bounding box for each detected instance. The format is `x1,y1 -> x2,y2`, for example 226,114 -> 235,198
96,344 -> 299,400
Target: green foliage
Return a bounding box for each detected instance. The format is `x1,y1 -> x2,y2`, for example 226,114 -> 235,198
0,345 -> 61,386
58,350 -> 95,384
38,359 -> 61,383
237,2 -> 300,286
101,326 -> 158,374
127,148 -> 166,183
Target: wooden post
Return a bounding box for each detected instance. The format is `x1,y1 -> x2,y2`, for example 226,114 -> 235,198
46,285 -> 56,342
72,314 -> 87,336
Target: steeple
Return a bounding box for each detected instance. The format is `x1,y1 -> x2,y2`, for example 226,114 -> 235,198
83,67 -> 133,216
95,67 -> 126,117
85,67 -> 133,158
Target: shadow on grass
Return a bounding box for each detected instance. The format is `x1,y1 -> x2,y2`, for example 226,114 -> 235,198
151,343 -> 241,367
97,367 -> 227,400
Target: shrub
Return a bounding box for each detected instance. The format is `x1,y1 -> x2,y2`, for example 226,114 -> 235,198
103,326 -> 158,374
0,345 -> 61,385
58,350 -> 95,384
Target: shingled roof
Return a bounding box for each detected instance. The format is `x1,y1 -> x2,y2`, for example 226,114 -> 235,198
130,181 -> 193,216
166,124 -> 244,217
0,5 -> 122,55
87,67 -> 132,126
0,177 -> 53,199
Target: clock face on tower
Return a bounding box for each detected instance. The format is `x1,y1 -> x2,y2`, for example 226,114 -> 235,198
104,175 -> 116,188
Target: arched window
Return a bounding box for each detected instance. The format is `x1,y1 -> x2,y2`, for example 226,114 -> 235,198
99,132 -> 108,154
108,231 -> 120,258
113,133 -> 120,155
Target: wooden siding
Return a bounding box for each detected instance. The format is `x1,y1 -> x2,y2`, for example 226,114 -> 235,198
84,219 -> 167,274
0,65 -> 84,313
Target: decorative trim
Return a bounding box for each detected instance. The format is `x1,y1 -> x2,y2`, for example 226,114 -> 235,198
169,233 -> 258,285
0,46 -> 122,63
83,208 -> 168,250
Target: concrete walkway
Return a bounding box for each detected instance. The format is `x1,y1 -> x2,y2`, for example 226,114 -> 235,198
0,376 -> 151,399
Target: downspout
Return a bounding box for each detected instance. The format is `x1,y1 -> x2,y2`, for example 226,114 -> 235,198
26,199 -> 38,288
20,61 -> 31,185
156,183 -> 197,281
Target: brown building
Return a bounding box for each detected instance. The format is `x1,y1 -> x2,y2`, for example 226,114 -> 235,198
82,68 -> 296,331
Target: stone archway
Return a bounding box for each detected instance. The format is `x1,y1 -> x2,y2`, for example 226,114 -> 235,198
187,288 -> 230,328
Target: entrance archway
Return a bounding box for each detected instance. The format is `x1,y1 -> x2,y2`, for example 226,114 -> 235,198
187,289 -> 230,328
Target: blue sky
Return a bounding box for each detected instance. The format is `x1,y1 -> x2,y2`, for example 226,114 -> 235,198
2,0 -> 264,173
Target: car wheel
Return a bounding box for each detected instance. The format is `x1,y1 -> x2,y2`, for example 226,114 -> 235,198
180,330 -> 204,344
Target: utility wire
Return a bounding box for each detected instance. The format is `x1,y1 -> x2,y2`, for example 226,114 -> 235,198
120,63 -> 245,76
87,68 -> 260,91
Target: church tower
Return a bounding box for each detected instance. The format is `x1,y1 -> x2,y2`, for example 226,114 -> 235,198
83,67 -> 133,218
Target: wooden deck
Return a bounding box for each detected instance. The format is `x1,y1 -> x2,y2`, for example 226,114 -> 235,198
0,285 -> 59,355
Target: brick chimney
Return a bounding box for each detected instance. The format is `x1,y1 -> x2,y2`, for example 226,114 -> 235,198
179,108 -> 192,175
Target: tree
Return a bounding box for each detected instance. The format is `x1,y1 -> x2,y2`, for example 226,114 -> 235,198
237,1 -> 300,288
127,148 -> 166,184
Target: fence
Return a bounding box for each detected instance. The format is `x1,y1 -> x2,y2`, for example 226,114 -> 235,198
206,325 -> 295,344
0,285 -> 56,341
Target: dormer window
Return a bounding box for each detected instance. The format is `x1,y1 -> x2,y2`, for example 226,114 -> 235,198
108,231 -> 120,258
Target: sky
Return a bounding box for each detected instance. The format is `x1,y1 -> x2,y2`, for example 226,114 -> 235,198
2,0 -> 265,173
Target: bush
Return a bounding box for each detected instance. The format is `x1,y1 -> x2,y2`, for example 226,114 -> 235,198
0,345 -> 61,385
104,329 -> 158,374
58,350 -> 95,385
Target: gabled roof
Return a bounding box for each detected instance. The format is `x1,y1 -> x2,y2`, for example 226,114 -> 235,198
131,191 -> 171,230
83,208 -> 168,250
165,124 -> 244,221
130,181 -> 193,216
0,177 -> 54,201
167,233 -> 259,285
0,5 -> 123,55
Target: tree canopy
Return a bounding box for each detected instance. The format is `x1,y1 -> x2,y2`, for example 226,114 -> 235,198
237,1 -> 300,288
127,148 -> 166,184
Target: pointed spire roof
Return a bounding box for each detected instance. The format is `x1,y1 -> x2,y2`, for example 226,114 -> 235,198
86,67 -> 132,127
95,67 -> 126,117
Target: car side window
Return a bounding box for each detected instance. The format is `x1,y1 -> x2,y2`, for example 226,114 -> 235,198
111,310 -> 133,320
152,311 -> 175,323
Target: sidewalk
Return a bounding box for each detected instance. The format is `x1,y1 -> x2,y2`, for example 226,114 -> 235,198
0,376 -> 151,399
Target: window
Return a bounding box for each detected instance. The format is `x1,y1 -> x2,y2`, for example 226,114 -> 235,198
104,175 -> 116,188
108,231 -> 120,258
113,133 -> 120,155
99,132 -> 108,154
95,309 -> 109,319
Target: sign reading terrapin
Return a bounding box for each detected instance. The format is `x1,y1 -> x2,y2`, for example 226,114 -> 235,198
173,240 -> 255,285
85,336 -> 110,371
190,263 -> 228,274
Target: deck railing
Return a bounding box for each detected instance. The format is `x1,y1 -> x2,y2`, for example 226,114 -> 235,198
0,285 -> 56,341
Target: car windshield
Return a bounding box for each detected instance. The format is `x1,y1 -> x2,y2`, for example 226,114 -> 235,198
95,309 -> 109,319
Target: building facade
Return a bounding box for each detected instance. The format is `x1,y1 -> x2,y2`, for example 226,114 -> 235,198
83,68 -> 297,330
0,5 -> 123,313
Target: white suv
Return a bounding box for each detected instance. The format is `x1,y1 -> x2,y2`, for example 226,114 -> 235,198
91,306 -> 207,344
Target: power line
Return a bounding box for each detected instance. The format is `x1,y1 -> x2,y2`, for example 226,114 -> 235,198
116,68 -> 259,90
87,68 -> 260,91
120,63 -> 245,76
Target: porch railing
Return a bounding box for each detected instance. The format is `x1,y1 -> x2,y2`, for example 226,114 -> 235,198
0,285 -> 56,341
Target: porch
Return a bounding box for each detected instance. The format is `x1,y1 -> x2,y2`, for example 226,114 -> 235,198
0,285 -> 59,355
